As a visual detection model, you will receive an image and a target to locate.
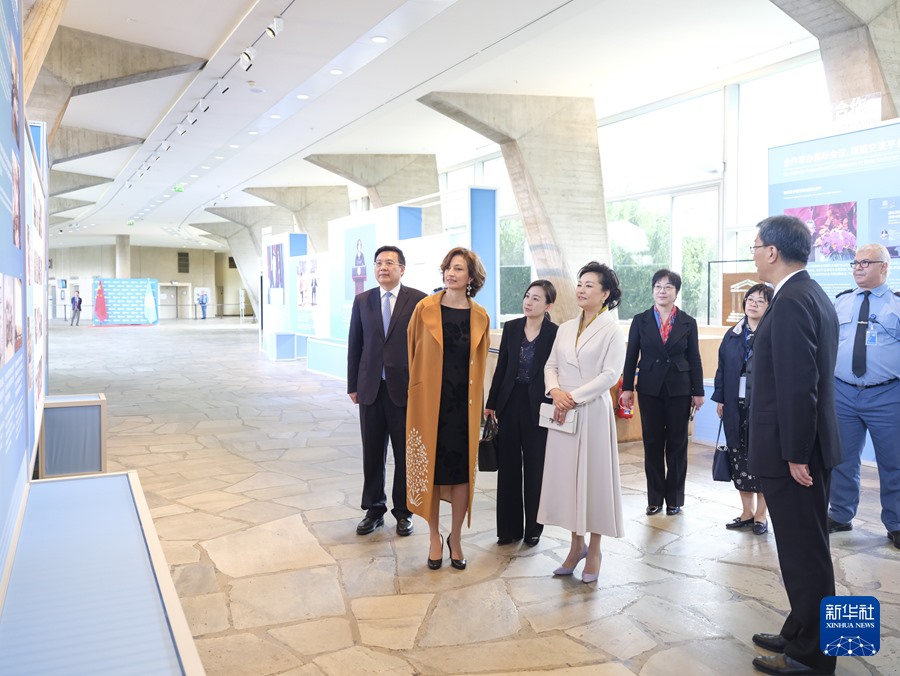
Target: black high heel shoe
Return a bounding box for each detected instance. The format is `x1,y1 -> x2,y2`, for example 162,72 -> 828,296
427,534 -> 444,570
447,535 -> 467,570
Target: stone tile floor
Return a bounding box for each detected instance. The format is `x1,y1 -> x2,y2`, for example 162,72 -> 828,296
48,319 -> 898,675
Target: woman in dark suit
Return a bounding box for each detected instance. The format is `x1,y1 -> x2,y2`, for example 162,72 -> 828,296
484,280 -> 558,547
620,269 -> 705,516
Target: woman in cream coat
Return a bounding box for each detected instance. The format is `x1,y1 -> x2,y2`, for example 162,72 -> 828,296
538,262 -> 626,583
406,247 -> 491,570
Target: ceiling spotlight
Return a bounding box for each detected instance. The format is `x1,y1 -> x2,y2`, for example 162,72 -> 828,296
240,46 -> 256,71
217,79 -> 230,94
176,125 -> 187,136
159,141 -> 171,152
371,35 -> 388,44
266,16 -> 283,38
296,93 -> 309,100
125,181 -> 133,189
185,113 -> 197,126
195,99 -> 209,113
329,68 -> 343,76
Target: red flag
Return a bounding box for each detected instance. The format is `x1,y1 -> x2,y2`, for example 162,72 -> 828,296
94,280 -> 108,322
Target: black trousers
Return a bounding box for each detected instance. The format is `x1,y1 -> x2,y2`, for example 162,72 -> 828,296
761,452 -> 836,674
496,383 -> 547,540
359,380 -> 411,520
638,387 -> 691,508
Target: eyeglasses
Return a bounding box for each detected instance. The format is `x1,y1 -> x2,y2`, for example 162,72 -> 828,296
850,259 -> 886,269
653,284 -> 676,292
745,297 -> 768,307
748,244 -> 771,254
374,260 -> 401,268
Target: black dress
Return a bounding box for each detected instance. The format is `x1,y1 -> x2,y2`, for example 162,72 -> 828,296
434,305 -> 470,485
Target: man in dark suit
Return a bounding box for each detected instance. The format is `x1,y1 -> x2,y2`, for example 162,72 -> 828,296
747,215 -> 841,676
348,245 -> 426,536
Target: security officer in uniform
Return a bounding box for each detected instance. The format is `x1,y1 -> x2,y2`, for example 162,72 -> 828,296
828,243 -> 900,549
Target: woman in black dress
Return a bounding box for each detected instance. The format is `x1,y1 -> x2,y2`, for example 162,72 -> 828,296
406,248 -> 490,571
711,283 -> 772,535
484,280 -> 557,547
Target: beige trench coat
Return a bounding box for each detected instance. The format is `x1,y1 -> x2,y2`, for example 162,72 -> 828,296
405,291 -> 490,525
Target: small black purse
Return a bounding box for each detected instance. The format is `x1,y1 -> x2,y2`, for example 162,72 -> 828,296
712,420 -> 732,482
478,416 -> 499,472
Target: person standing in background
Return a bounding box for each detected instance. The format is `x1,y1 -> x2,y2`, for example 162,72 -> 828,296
70,290 -> 82,326
619,269 -> 705,517
828,243 -> 900,549
746,214 -> 841,676
348,246 -> 427,537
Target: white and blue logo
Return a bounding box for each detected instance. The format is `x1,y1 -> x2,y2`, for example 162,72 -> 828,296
821,596 -> 879,656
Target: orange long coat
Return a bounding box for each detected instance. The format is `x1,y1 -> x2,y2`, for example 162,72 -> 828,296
405,291 -> 490,525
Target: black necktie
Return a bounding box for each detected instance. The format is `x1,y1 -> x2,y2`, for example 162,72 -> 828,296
851,290 -> 871,377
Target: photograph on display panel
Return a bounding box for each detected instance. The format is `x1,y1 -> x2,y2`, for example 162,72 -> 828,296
784,201 -> 857,262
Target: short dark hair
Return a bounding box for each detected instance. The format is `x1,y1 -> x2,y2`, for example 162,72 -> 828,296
578,261 -> 622,310
373,245 -> 405,267
524,279 -> 557,305
651,268 -> 682,294
742,283 -> 773,311
756,215 -> 811,265
440,247 -> 486,296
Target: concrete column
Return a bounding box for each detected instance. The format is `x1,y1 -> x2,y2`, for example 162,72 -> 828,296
193,207 -> 297,318
420,92 -> 610,321
770,0 -> 900,119
115,235 -> 131,279
304,154 -> 442,235
242,186 -> 350,252
23,0 -> 69,101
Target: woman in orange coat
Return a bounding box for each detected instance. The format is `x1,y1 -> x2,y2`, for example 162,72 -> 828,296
406,247 -> 490,571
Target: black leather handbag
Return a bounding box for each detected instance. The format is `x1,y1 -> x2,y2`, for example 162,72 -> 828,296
712,420 -> 732,482
478,416 -> 499,472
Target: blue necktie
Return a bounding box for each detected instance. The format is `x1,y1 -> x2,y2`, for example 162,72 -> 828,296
382,291 -> 392,379
382,291 -> 392,335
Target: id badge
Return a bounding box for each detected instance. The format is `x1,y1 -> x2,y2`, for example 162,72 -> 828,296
738,375 -> 747,399
866,329 -> 877,346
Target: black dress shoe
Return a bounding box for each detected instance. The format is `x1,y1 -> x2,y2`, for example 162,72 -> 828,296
427,534 -> 443,570
752,632 -> 788,653
646,505 -> 663,515
753,521 -> 769,535
666,506 -> 682,515
827,518 -> 852,533
888,530 -> 900,549
524,536 -> 540,547
751,653 -> 833,675
356,515 -> 384,535
496,536 -> 520,545
447,536 -> 466,570
726,516 -> 754,530
396,517 -> 414,536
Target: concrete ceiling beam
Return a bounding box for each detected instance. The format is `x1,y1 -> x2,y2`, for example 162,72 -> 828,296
49,196 -> 93,215
50,126 -> 143,165
49,169 -> 111,196
243,186 -> 350,253
27,26 -> 206,139
304,154 -> 442,235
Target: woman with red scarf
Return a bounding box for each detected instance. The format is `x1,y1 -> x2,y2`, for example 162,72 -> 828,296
620,269 -> 705,516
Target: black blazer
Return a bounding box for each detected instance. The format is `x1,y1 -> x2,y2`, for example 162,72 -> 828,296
622,306 -> 704,398
485,317 -> 558,428
347,284 -> 427,407
747,271 -> 842,478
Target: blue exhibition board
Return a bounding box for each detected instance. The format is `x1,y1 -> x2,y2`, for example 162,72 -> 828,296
91,278 -> 159,326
